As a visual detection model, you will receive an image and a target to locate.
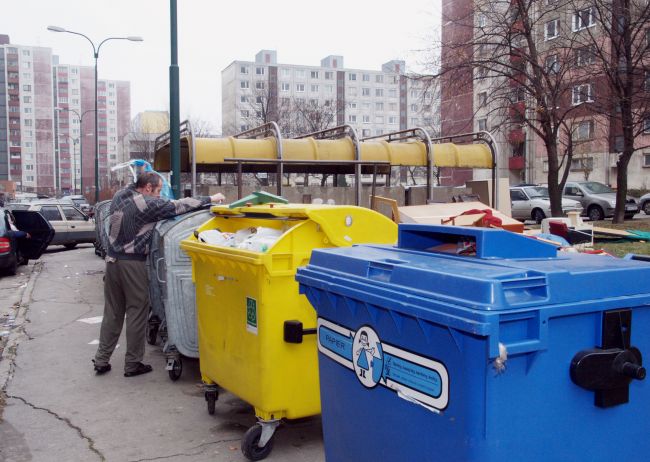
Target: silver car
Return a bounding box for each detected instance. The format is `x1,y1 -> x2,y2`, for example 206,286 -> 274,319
510,186 -> 583,223
564,181 -> 638,221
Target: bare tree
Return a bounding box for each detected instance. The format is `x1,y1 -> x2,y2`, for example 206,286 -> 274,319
566,0 -> 650,222
436,0 -> 601,216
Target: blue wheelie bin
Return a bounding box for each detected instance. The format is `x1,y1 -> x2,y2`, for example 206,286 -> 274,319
296,225 -> 650,462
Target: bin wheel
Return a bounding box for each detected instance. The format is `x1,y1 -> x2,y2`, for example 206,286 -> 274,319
241,425 -> 274,461
205,390 -> 218,415
146,322 -> 158,345
168,357 -> 182,381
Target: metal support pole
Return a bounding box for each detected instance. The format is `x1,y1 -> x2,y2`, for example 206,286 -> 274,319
169,0 -> 182,199
94,53 -> 99,202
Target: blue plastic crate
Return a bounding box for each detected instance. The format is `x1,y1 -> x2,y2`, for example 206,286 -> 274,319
297,225 -> 650,462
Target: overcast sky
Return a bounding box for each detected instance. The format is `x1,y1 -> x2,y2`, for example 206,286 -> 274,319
6,0 -> 439,133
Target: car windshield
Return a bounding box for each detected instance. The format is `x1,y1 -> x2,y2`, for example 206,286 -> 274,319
523,187 -> 549,198
580,182 -> 614,194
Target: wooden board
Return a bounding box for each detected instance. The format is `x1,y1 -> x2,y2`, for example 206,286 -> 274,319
398,201 -> 525,233
592,226 -> 634,238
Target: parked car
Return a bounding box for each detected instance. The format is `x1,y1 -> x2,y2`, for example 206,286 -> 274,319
639,193 -> 650,216
0,207 -> 54,275
510,186 -> 583,223
563,181 -> 638,221
6,201 -> 95,249
60,195 -> 94,217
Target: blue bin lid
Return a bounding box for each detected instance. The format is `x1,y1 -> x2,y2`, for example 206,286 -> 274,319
298,225 -> 650,313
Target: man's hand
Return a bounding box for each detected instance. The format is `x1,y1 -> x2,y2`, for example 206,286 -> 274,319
210,193 -> 226,204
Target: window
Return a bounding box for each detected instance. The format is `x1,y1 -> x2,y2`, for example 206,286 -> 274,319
362,88 -> 370,96
545,54 -> 559,73
375,88 -> 384,97
296,83 -> 305,92
59,97 -> 68,103
545,19 -> 560,40
375,116 -> 384,124
572,120 -> 594,140
348,73 -> 357,81
477,67 -> 489,79
478,118 -> 488,131
362,115 -> 370,123
362,129 -> 371,137
570,157 -> 594,171
645,71 -> 650,92
26,176 -> 34,182
573,7 -> 596,31
478,13 -> 487,27
375,102 -> 384,111
22,49 -> 31,56
240,95 -> 248,103
239,65 -> 248,74
23,96 -> 32,103
240,80 -> 250,89
375,75 -> 384,83
62,206 -> 86,221
256,67 -> 265,75
326,85 -> 334,93
40,206 -> 63,221
478,91 -> 488,106
510,189 -> 528,201
23,61 -> 31,69
241,110 -> 249,117
23,84 -> 32,92
348,115 -> 357,123
255,81 -> 265,90
644,118 -> 650,133
575,46 -> 596,66
310,71 -> 319,79
572,83 -> 594,105
644,153 -> 650,167
388,89 -> 397,98
362,74 -> 370,82
281,68 -> 291,77
324,71 -> 334,80
348,101 -> 358,109
24,119 -> 32,127
310,84 -> 319,92
24,107 -> 32,114
388,116 -> 398,124
296,70 -> 305,78
411,104 -> 418,111
256,96 -> 263,104
281,82 -> 290,91
349,87 -> 358,97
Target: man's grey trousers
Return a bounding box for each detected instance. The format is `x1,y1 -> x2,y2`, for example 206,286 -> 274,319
94,258 -> 149,373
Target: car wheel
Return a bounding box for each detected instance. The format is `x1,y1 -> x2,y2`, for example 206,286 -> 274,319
64,243 -> 78,250
643,202 -> 650,216
587,205 -> 604,221
532,208 -> 546,224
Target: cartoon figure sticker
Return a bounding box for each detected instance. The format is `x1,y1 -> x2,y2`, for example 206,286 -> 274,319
318,318 -> 449,412
353,328 -> 384,388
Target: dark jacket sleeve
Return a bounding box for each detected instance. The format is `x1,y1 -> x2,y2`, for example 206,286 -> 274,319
142,196 -> 212,223
8,230 -> 28,239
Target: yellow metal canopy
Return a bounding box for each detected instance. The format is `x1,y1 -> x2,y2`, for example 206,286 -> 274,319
153,135 -> 493,172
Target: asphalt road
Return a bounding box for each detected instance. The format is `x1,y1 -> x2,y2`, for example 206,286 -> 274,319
0,245 -> 324,462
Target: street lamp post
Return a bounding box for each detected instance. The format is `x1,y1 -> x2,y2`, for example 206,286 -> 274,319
55,107 -> 95,197
47,26 -> 143,203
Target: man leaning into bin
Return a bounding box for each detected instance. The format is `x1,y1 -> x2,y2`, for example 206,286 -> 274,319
93,171 -> 225,377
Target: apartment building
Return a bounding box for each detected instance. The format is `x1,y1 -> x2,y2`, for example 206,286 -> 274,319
0,34 -> 131,196
222,50 -> 437,140
441,0 -> 650,189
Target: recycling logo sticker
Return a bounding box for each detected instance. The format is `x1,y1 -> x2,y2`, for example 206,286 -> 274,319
318,318 -> 449,412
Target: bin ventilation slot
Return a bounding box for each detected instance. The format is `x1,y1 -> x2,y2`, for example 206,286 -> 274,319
367,259 -> 407,282
500,277 -> 548,304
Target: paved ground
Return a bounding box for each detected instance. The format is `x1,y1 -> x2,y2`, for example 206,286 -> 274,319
0,245 -> 324,462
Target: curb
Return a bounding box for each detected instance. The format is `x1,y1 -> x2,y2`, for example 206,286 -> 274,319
0,261 -> 43,397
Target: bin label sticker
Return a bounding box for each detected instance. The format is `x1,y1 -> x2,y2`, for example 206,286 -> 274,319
246,297 -> 258,335
317,318 -> 449,412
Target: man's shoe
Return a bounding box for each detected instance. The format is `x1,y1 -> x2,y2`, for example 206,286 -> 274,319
124,362 -> 153,377
92,359 -> 111,375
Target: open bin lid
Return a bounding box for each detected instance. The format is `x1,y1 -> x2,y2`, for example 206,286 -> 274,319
299,224 -> 650,313
209,203 -> 398,247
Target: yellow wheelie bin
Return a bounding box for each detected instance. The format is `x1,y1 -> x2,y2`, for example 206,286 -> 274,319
180,202 -> 397,460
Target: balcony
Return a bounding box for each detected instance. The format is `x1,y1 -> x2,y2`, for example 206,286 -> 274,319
509,155 -> 525,170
